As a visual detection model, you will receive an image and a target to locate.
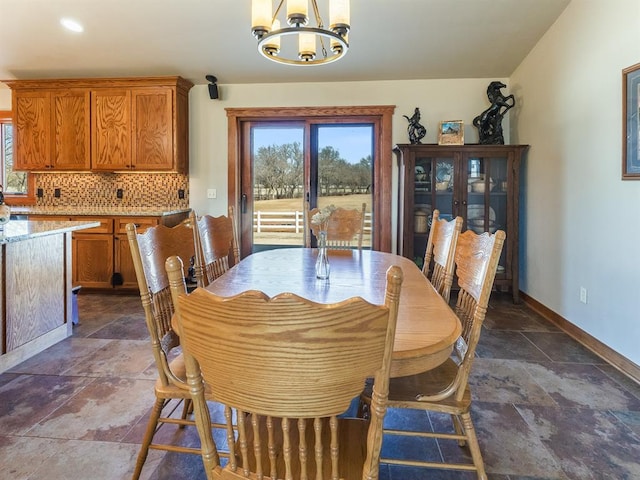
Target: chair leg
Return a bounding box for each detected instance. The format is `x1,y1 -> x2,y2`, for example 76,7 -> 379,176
451,414 -> 466,446
180,398 -> 192,427
460,412 -> 487,480
132,397 -> 165,480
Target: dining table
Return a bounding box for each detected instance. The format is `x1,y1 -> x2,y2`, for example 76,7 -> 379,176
198,248 -> 462,378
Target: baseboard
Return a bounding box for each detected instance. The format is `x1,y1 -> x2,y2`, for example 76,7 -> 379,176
0,325 -> 69,374
520,291 -> 640,385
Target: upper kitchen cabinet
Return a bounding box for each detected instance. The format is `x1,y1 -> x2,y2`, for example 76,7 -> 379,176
52,89 -> 91,170
6,76 -> 193,173
131,88 -> 174,171
13,88 -> 92,170
12,90 -> 51,170
91,89 -> 132,171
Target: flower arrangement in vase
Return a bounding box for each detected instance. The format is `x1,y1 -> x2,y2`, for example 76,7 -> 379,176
310,205 -> 337,280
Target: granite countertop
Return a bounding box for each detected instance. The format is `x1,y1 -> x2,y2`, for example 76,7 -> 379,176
10,206 -> 192,217
1,220 -> 101,244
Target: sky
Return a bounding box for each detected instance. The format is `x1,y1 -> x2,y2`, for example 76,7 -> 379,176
252,124 -> 373,164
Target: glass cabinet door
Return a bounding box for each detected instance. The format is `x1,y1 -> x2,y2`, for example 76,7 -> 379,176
464,154 -> 509,274
411,154 -> 455,268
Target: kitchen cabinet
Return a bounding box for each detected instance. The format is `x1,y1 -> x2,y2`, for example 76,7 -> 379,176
30,216 -> 114,288
114,216 -> 159,288
12,90 -> 51,170
51,89 -> 91,170
91,89 -> 132,170
130,88 -> 174,171
13,89 -> 91,170
394,144 -> 528,302
73,232 -> 114,288
7,77 -> 193,173
28,211 -> 189,291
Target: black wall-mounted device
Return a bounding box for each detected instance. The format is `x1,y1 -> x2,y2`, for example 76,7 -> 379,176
206,74 -> 219,100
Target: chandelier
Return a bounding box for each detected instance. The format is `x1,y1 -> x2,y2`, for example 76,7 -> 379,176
251,0 -> 350,66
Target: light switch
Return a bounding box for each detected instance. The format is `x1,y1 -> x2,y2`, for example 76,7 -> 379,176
207,189 -> 217,199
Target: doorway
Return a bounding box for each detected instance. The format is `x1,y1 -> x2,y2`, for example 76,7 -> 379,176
226,105 -> 395,257
250,123 -> 373,252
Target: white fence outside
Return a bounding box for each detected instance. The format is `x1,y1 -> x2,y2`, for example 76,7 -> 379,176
253,210 -> 372,234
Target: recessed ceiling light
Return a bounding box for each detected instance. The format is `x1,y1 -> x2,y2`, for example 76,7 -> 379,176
60,18 -> 84,33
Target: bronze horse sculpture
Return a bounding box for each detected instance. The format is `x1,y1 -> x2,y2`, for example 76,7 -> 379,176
473,81 -> 515,144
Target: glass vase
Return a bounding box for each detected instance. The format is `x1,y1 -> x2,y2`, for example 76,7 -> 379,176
315,230 -> 330,280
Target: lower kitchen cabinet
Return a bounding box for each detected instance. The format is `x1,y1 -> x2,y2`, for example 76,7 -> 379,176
71,217 -> 114,288
114,217 -> 159,288
73,232 -> 114,288
28,213 -> 187,291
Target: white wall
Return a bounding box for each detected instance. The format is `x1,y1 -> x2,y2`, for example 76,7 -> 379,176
511,0 -> 640,365
188,77 -> 508,252
0,86 -> 10,109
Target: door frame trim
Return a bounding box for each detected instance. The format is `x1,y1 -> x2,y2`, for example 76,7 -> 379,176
226,105 -> 395,254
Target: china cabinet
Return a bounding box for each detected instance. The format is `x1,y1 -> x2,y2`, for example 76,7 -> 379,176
394,144 -> 528,302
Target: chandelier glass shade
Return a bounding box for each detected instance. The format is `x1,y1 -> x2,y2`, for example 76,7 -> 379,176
251,0 -> 350,66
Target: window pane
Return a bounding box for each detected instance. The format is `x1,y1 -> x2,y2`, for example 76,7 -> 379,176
2,124 -> 27,195
317,125 -> 373,248
252,125 -> 305,250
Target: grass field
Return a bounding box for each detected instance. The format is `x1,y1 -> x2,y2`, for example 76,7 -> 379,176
255,193 -> 371,212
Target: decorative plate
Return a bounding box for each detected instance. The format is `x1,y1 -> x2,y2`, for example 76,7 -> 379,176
435,162 -> 453,183
467,205 -> 496,222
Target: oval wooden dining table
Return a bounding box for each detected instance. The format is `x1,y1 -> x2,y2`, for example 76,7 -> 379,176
198,248 -> 462,378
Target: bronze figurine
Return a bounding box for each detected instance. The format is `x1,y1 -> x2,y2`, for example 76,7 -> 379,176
473,81 -> 515,144
404,107 -> 427,144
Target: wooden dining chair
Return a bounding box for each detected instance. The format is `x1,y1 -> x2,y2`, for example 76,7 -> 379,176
360,228 -> 506,480
422,209 -> 463,302
165,254 -> 403,480
191,207 -> 240,287
307,202 -> 366,250
126,219 -> 228,480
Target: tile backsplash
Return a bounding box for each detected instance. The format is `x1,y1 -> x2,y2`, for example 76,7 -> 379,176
29,172 -> 189,209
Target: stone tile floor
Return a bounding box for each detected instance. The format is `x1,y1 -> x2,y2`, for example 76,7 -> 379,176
1,292 -> 639,479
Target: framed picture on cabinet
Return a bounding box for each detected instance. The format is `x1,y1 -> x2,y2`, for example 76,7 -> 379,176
438,120 -> 464,145
623,62 -> 640,179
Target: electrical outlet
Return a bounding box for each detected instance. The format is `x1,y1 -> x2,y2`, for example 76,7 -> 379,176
116,188 -> 123,199
580,286 -> 588,304
54,188 -> 61,198
207,188 -> 217,199
37,188 -> 43,198
178,189 -> 185,199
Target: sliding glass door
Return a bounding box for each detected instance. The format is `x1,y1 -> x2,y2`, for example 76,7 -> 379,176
247,122 -> 373,253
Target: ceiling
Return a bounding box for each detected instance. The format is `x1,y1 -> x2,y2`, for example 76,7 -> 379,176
0,0 -> 570,86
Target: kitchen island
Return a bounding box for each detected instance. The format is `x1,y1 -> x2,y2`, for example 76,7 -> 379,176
0,219 -> 99,373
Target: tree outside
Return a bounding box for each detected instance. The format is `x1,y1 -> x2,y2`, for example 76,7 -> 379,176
2,124 -> 28,194
253,141 -> 371,200
253,140 -> 373,248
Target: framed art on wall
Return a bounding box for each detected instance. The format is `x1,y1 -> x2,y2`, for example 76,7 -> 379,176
623,62 -> 640,179
438,120 -> 464,145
